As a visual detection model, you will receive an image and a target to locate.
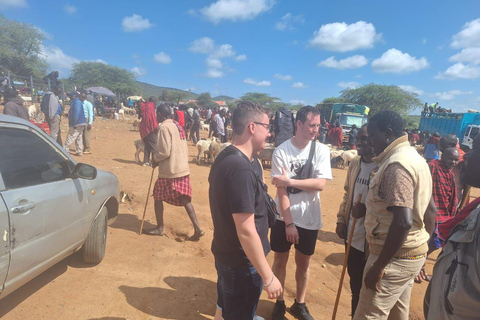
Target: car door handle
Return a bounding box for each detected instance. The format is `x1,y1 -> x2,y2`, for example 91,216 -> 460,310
11,202 -> 36,214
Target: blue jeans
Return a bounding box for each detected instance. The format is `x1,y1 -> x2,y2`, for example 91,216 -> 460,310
215,262 -> 263,320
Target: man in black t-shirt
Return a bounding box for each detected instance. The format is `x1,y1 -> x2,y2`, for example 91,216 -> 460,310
209,101 -> 282,320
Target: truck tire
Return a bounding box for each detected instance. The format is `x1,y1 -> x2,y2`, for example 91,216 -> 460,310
81,206 -> 108,264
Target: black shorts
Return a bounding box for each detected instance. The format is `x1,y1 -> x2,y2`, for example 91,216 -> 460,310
270,220 -> 319,256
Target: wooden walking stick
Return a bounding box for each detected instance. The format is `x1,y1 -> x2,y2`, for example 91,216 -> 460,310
139,166 -> 156,235
332,194 -> 363,320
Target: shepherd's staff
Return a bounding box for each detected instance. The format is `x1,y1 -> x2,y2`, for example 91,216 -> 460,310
139,166 -> 156,235
332,194 -> 363,320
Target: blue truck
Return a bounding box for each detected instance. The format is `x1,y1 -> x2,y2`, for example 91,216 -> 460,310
419,112 -> 480,150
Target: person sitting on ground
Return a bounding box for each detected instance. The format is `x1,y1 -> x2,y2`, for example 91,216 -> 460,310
143,103 -> 204,241
2,87 -> 28,120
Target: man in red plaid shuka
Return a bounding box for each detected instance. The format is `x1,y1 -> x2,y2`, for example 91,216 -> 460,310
143,103 -> 204,241
428,147 -> 460,252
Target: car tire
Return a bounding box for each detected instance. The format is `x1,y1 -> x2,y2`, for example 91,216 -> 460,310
81,206 -> 108,264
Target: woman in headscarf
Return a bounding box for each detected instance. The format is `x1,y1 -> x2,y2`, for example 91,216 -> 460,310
139,96 -> 159,166
2,87 -> 28,120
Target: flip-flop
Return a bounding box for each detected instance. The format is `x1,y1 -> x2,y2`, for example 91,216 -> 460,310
188,230 -> 205,241
143,228 -> 165,236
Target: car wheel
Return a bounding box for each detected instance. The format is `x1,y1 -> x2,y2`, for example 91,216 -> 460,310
81,206 -> 108,264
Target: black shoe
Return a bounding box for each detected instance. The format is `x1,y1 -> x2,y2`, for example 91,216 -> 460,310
289,300 -> 314,320
272,300 -> 286,320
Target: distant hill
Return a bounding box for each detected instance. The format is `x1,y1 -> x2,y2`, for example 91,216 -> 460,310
136,81 -> 198,100
136,81 -> 237,102
213,95 -> 236,101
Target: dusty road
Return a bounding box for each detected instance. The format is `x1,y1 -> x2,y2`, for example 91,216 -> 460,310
0,115 -> 478,319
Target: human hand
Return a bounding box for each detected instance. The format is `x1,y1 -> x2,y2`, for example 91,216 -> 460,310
285,224 -> 299,244
352,202 -> 367,219
273,167 -> 291,188
364,264 -> 384,292
336,223 -> 347,240
152,161 -> 159,169
263,275 -> 283,299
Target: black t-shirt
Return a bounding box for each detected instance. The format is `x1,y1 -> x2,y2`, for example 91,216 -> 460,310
209,145 -> 270,268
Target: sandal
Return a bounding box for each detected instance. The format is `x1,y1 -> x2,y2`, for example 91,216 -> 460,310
143,228 -> 165,236
188,230 -> 205,241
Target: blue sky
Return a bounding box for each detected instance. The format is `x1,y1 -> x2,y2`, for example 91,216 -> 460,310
2,0 -> 480,112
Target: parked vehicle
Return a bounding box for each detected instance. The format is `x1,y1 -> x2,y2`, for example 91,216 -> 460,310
0,115 -> 119,299
316,103 -> 369,143
419,112 -> 480,151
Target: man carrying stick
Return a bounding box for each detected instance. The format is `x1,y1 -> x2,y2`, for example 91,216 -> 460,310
353,111 -> 434,320
336,124 -> 376,317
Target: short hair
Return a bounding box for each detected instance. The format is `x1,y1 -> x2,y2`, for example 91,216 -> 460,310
369,110 -> 404,138
4,87 -> 18,99
433,132 -> 440,137
232,100 -> 269,135
440,134 -> 457,149
149,96 -> 157,104
80,93 -> 86,100
157,103 -> 172,118
443,147 -> 459,157
296,106 -> 320,124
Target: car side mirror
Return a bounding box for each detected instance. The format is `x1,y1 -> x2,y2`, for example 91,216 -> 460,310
74,163 -> 97,180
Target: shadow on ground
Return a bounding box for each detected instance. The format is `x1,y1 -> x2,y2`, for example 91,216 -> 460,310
324,252 -> 345,267
110,213 -> 155,234
317,230 -> 344,245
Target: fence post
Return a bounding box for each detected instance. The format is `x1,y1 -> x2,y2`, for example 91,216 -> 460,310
47,78 -> 51,91
30,76 -> 34,103
7,71 -> 11,87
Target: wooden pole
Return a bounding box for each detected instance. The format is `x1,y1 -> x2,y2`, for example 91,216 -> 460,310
332,194 -> 363,320
139,167 -> 156,235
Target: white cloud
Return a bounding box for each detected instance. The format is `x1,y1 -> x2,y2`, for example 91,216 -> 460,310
244,78 -> 271,86
42,45 -> 79,74
122,14 -> 154,32
234,54 -> 247,61
451,18 -> 480,49
318,55 -> 368,70
292,82 -> 308,88
275,13 -> 305,31
274,73 -> 292,81
206,58 -> 223,69
449,48 -> 480,65
211,44 -> 235,58
131,67 -> 146,76
337,81 -> 360,89
309,21 -> 381,52
199,0 -> 275,24
398,85 -> 424,96
436,63 -> 480,80
371,48 -> 428,74
154,52 -> 172,64
290,99 -> 306,105
189,37 -> 216,54
63,4 -> 77,14
0,0 -> 28,10
35,27 -> 53,40
434,90 -> 473,101
206,69 -> 225,78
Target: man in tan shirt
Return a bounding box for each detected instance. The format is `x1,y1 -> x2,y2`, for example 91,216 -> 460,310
143,103 -> 204,241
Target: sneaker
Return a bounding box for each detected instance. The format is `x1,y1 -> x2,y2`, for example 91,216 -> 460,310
289,300 -> 314,320
83,150 -> 92,154
253,315 -> 265,320
272,300 -> 286,320
75,152 -> 83,156
142,162 -> 151,167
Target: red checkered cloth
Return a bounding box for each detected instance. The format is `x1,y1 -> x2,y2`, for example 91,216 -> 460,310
429,159 -> 457,224
173,120 -> 186,140
152,175 -> 191,206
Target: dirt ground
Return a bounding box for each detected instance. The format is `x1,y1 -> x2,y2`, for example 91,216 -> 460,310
0,114 -> 478,320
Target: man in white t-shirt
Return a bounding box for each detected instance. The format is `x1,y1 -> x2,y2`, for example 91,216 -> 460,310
270,106 -> 332,320
335,124 -> 377,317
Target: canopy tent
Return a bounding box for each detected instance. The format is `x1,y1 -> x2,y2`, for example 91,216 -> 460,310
86,86 -> 115,97
127,95 -> 143,101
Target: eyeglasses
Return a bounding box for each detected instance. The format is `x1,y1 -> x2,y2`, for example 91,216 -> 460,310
252,122 -> 272,130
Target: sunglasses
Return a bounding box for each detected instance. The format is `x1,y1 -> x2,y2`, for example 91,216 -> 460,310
252,122 -> 272,130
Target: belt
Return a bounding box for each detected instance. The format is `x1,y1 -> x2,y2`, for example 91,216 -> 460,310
395,253 -> 426,260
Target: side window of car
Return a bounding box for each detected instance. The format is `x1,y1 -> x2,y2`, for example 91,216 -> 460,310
0,127 -> 72,189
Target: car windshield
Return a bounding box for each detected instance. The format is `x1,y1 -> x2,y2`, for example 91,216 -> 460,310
339,114 -> 367,127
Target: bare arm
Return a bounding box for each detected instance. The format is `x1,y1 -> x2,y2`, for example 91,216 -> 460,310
233,213 -> 282,298
424,196 -> 437,237
288,178 -> 327,192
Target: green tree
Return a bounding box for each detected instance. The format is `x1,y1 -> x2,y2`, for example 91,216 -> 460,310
240,92 -> 280,107
69,61 -> 139,95
0,15 -> 48,79
166,89 -> 189,105
321,97 -> 345,104
197,92 -> 215,108
402,115 -> 420,129
340,83 -> 422,116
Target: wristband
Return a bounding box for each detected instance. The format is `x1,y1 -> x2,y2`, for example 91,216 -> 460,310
285,222 -> 295,228
263,273 -> 275,288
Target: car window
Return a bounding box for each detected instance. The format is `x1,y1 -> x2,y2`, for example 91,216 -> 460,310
0,127 -> 72,189
470,127 -> 479,140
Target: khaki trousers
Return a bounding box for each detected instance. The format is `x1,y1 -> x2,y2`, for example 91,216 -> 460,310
83,120 -> 92,152
353,253 -> 425,320
64,125 -> 85,154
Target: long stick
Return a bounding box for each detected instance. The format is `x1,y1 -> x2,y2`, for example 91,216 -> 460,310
332,194 -> 363,320
139,167 -> 156,235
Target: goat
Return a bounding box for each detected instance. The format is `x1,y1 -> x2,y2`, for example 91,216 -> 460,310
134,139 -> 144,163
132,119 -> 140,131
208,140 -> 221,163
257,147 -> 275,167
202,124 -> 210,131
28,105 -> 37,120
196,138 -> 215,163
118,108 -> 125,120
340,149 -> 358,169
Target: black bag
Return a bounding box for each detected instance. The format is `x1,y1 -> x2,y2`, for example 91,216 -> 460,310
286,141 -> 316,194
274,108 -> 295,147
